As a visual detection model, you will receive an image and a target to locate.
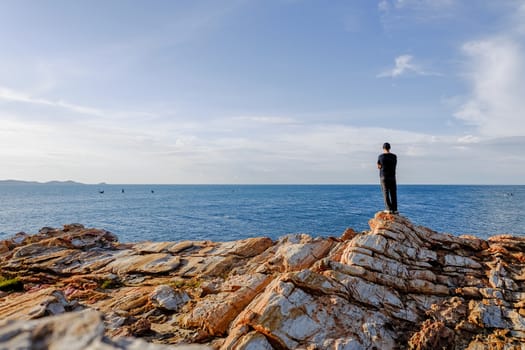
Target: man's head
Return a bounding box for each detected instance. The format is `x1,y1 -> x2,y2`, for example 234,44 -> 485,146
382,142 -> 391,152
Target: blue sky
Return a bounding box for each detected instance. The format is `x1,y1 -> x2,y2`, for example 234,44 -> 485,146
0,0 -> 524,184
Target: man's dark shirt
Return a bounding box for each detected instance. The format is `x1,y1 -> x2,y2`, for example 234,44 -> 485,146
378,153 -> 397,179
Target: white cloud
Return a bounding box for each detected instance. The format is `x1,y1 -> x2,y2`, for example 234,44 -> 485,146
1,2 -> 523,185
0,86 -> 105,117
231,116 -> 297,125
377,55 -> 440,78
378,55 -> 416,77
2,102 -> 525,184
0,85 -> 158,124
457,135 -> 480,144
0,103 -> 447,184
455,36 -> 525,137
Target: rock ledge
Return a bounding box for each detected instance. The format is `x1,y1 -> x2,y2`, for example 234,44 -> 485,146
1,212 -> 524,349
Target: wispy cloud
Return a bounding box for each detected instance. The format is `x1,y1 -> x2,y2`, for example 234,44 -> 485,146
377,54 -> 440,78
231,116 -> 297,125
2,98 -> 524,183
0,103 -> 447,184
0,85 -> 159,123
0,86 -> 105,117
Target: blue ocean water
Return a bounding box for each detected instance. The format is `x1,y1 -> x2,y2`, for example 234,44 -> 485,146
0,184 -> 523,242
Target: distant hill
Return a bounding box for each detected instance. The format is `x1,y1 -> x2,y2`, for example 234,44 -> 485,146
0,180 -> 85,185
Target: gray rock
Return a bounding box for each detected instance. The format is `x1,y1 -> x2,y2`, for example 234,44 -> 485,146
150,285 -> 190,311
0,309 -> 210,350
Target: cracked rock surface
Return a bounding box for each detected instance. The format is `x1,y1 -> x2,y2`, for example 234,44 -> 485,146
1,212 -> 524,349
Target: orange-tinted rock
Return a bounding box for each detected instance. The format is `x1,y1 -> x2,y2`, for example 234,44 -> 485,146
340,227 -> 358,241
408,320 -> 455,350
1,213 -> 525,349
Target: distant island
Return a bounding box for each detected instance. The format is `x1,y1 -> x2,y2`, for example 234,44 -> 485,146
0,180 -> 86,185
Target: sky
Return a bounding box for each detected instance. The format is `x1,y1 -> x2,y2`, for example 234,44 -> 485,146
0,0 -> 524,184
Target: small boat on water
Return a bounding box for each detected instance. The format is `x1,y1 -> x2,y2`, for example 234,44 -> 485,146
99,190 -> 104,194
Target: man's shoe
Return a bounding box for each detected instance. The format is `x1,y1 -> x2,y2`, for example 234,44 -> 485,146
392,211 -> 399,215
383,210 -> 391,214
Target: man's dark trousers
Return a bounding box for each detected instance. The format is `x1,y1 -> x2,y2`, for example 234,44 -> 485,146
381,177 -> 397,212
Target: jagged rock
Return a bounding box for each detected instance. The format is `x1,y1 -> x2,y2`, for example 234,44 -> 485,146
0,287 -> 82,321
408,320 -> 455,350
1,212 -> 525,349
104,252 -> 182,275
150,285 -> 190,311
0,309 -> 210,350
180,273 -> 272,336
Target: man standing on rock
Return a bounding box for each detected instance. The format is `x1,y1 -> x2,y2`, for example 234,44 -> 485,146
377,142 -> 398,214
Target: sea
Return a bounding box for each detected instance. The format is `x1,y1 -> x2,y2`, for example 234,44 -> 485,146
0,184 -> 523,243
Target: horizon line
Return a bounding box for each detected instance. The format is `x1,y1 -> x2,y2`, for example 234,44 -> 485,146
1,180 -> 523,186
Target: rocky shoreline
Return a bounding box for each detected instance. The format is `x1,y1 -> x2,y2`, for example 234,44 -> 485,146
1,212 -> 524,349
